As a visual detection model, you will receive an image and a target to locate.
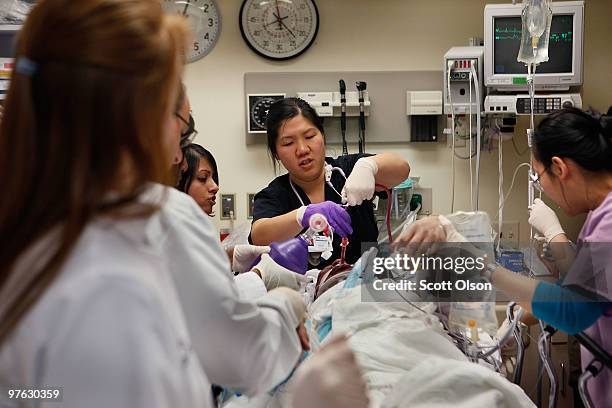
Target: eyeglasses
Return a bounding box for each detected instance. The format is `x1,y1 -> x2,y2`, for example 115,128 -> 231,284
175,112 -> 198,147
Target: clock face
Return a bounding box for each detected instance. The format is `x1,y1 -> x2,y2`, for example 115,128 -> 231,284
162,0 -> 221,62
247,94 -> 285,133
239,0 -> 319,60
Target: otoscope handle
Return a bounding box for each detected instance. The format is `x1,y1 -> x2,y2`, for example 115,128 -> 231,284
339,79 -> 347,117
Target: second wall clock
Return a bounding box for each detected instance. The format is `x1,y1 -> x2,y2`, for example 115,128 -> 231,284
239,0 -> 319,60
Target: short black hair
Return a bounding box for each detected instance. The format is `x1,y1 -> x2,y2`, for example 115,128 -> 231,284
177,143 -> 219,193
533,106 -> 612,173
265,97 -> 324,165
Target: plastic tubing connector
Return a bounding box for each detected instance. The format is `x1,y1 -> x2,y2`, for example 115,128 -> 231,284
308,213 -> 328,233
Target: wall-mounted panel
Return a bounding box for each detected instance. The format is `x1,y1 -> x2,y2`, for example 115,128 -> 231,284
244,70 -> 443,145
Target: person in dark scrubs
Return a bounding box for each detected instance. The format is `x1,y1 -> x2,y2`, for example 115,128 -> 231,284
250,97 -> 410,268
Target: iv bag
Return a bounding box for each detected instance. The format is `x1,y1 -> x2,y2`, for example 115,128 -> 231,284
444,211 -> 498,335
517,0 -> 553,66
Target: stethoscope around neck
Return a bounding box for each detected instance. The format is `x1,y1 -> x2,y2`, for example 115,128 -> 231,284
289,163 -> 347,206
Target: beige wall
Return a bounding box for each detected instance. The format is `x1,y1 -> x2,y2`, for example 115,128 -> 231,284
185,0 -> 612,241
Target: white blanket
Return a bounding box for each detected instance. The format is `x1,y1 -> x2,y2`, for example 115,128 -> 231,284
382,358 -> 535,408
223,284 -> 534,408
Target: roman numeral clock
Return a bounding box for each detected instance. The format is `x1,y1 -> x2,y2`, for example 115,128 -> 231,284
239,0 -> 319,60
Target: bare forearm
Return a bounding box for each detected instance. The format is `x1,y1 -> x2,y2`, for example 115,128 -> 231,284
548,234 -> 575,277
520,311 -> 540,326
372,153 -> 410,189
491,266 -> 539,314
251,211 -> 302,245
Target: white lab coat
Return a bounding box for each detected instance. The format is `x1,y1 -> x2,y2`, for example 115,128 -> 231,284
0,184 -> 302,408
141,185 -> 302,394
235,271 -> 268,301
0,203 -> 210,407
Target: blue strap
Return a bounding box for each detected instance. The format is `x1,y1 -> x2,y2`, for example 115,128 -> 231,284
15,57 -> 39,76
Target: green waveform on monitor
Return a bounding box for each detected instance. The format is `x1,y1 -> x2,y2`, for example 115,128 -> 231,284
495,27 -> 573,43
495,27 -> 522,41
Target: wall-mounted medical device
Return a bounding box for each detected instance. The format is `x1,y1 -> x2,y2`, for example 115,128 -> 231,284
406,91 -> 442,142
246,93 -> 286,133
296,91 -> 370,118
406,91 -> 442,116
0,25 -> 20,100
296,92 -> 334,117
484,1 -> 584,91
443,46 -> 484,115
484,92 -> 582,115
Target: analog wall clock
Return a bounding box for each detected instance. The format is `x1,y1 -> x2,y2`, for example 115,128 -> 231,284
162,0 -> 221,62
239,0 -> 319,60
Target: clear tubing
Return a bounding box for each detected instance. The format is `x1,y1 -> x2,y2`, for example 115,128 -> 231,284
469,71 -> 474,211
478,304 -> 524,359
497,123 -> 504,252
538,321 -> 558,408
578,361 -> 599,408
470,64 -> 482,210
513,320 -> 525,385
528,63 -> 537,140
527,63 -> 537,248
447,61 -> 456,213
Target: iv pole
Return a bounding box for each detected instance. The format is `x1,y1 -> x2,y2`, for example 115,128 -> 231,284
519,2 -> 557,408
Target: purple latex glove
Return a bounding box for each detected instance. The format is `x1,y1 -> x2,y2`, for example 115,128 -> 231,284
248,236 -> 309,274
269,236 -> 309,274
299,201 -> 353,237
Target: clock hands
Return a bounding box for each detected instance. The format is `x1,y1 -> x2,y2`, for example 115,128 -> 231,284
267,1 -> 295,37
275,0 -> 282,30
263,15 -> 287,28
273,12 -> 295,37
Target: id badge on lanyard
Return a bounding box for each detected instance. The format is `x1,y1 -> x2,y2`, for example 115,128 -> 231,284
309,235 -> 333,253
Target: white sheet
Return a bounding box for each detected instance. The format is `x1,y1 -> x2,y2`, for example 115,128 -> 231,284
381,358 -> 534,408
223,283 -> 535,408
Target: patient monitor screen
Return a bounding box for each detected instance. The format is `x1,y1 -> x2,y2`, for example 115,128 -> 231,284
493,15 -> 574,74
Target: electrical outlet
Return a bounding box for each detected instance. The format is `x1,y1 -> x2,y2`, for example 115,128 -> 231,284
220,194 -> 236,220
499,221 -> 520,248
413,187 -> 432,215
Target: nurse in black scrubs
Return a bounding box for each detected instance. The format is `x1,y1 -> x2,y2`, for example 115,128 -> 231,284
249,97 -> 410,268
